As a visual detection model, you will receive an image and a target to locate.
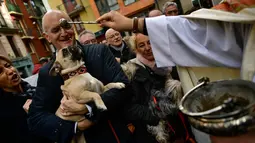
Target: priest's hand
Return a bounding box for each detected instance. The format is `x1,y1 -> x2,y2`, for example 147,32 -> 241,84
96,11 -> 133,31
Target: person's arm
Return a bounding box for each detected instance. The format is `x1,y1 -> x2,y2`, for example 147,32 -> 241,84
146,16 -> 244,68
96,11 -> 249,68
28,70 -> 75,143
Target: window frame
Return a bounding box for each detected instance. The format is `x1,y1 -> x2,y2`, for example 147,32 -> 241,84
72,15 -> 85,34
123,0 -> 137,6
95,0 -> 119,15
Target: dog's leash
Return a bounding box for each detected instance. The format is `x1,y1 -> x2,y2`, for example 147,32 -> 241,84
152,96 -> 196,143
153,96 -> 176,134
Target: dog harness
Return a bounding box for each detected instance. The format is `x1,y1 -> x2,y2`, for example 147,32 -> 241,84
152,96 -> 196,143
62,66 -> 87,81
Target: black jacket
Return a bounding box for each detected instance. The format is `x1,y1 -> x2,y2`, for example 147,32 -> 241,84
28,43 -> 134,143
0,81 -> 48,143
109,42 -> 136,64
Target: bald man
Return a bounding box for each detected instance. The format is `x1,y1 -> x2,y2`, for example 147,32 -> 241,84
105,28 -> 135,63
28,10 -> 134,143
148,10 -> 163,17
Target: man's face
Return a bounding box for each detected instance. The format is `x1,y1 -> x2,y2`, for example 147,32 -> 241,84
135,34 -> 154,61
43,13 -> 75,50
165,5 -> 178,16
106,30 -> 122,47
0,59 -> 21,90
148,10 -> 162,17
79,33 -> 97,45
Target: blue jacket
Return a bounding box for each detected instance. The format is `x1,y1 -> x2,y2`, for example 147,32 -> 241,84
28,43 -> 134,143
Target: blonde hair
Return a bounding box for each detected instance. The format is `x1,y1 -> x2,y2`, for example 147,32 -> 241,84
123,35 -> 136,52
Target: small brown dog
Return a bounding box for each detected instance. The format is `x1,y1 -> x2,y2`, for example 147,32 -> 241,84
50,44 -> 125,143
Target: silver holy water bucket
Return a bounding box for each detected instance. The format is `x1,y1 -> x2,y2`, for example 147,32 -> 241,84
179,77 -> 255,136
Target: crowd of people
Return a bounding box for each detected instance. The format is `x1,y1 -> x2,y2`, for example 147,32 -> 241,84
0,0 -> 254,143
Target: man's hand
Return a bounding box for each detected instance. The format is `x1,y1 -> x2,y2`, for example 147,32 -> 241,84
23,99 -> 32,113
115,57 -> 120,63
60,95 -> 88,116
78,118 -> 94,131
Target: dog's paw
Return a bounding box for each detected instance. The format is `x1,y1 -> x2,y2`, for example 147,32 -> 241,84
115,82 -> 125,89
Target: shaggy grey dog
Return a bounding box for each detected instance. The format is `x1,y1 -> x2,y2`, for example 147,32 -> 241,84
121,62 -> 183,143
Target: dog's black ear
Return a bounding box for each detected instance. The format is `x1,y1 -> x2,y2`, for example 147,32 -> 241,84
49,61 -> 62,76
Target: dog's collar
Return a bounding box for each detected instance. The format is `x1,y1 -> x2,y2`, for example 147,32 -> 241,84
62,66 -> 87,81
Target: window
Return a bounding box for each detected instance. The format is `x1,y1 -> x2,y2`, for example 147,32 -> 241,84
14,19 -> 26,36
95,0 -> 119,15
23,40 -> 35,53
7,36 -> 21,57
30,0 -> 47,17
23,1 -> 34,16
63,0 -> 77,13
72,16 -> 85,34
107,0 -> 119,10
7,0 -> 17,5
123,0 -> 136,6
95,0 -> 110,15
0,13 -> 7,27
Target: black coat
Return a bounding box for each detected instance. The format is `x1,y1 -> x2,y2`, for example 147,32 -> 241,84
124,64 -> 193,143
28,43 -> 134,143
109,42 -> 136,64
0,81 -> 48,143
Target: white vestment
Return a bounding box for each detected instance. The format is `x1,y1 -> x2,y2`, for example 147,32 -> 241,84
146,8 -> 255,143
146,8 -> 255,80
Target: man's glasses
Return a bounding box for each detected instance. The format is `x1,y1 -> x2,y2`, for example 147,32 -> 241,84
167,10 -> 178,15
82,39 -> 97,45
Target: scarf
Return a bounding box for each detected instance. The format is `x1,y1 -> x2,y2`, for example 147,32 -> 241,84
110,42 -> 124,52
136,53 -> 172,76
